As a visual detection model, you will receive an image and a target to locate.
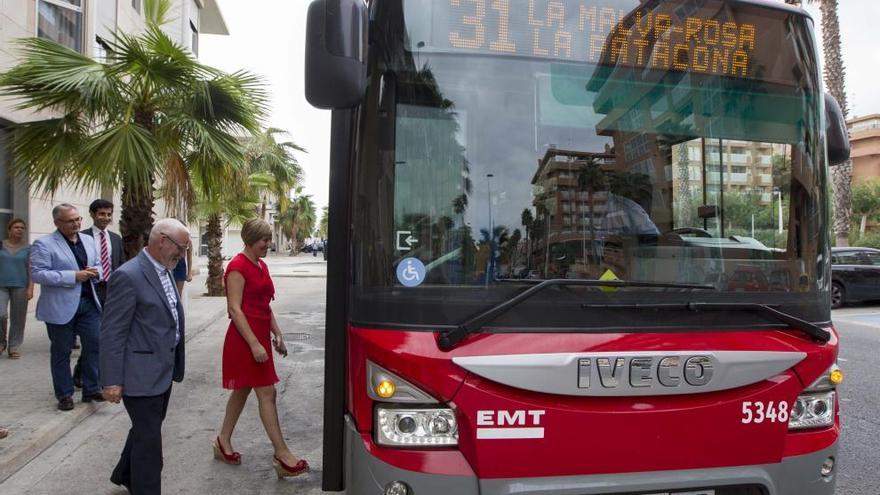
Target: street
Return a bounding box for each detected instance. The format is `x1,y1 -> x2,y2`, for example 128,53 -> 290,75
828,307 -> 880,494
0,257 -> 879,494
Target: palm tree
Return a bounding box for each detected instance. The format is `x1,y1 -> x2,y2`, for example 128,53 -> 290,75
278,190 -> 317,254
0,0 -> 266,258
479,225 -> 508,281
317,206 -> 329,240
245,128 -> 305,218
507,228 -> 522,274
676,143 -> 693,226
192,160 -> 261,296
521,208 -> 534,269
785,0 -> 852,245
577,158 -> 607,267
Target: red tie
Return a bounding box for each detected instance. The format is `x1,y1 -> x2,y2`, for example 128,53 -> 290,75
100,230 -> 111,282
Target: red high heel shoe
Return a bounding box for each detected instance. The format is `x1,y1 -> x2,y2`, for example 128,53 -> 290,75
212,436 -> 241,465
272,455 -> 309,478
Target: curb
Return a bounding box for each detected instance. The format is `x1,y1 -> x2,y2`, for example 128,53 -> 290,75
0,402 -> 103,483
0,305 -> 227,485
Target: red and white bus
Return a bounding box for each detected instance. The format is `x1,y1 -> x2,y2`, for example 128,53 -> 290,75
306,1 -> 851,494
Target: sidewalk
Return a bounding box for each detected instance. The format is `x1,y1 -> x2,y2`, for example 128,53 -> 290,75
0,267 -> 229,483
0,253 -> 326,483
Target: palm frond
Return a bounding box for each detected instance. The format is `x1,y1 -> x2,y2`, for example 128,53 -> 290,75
204,70 -> 269,130
0,38 -> 122,118
157,151 -> 192,219
80,122 -> 159,193
107,27 -> 198,98
145,0 -> 174,28
8,116 -> 88,194
247,172 -> 276,189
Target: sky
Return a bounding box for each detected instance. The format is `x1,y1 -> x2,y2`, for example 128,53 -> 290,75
200,0 -> 331,211
199,0 -> 880,213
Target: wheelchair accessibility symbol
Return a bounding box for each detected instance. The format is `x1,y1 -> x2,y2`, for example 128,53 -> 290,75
396,258 -> 426,287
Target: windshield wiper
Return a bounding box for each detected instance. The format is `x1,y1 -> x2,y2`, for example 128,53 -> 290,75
580,302 -> 831,343
437,279 -> 716,351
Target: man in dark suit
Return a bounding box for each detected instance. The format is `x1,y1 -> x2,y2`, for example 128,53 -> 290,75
81,198 -> 124,302
101,219 -> 189,493
74,199 -> 124,388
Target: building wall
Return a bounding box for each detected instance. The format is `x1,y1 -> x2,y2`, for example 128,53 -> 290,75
0,1 -> 39,124
0,0 -> 110,241
848,115 -> 880,183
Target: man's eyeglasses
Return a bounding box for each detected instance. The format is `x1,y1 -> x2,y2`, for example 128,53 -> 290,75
57,217 -> 82,225
162,234 -> 190,253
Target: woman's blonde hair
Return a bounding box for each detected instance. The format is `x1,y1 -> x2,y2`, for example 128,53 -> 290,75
241,218 -> 272,246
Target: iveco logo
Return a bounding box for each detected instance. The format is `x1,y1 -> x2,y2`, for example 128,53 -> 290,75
454,351 -> 806,397
577,355 -> 714,389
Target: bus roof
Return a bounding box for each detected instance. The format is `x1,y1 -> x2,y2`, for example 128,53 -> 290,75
734,0 -> 813,21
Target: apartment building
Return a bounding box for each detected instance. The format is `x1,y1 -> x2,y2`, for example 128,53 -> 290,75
0,0 -> 227,243
672,139 -> 786,204
847,114 -> 880,182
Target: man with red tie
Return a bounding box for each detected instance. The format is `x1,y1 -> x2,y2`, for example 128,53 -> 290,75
75,199 -> 124,388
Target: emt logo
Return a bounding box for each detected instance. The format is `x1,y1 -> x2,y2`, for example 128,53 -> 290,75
476,410 -> 545,439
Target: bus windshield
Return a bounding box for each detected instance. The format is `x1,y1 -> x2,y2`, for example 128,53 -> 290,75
351,0 -> 831,328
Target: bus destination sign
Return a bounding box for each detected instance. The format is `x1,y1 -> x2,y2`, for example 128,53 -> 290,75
422,0 -> 760,78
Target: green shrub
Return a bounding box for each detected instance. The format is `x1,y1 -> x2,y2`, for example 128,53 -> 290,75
852,232 -> 880,249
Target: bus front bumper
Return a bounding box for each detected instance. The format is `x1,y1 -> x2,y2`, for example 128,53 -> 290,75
344,417 -> 837,495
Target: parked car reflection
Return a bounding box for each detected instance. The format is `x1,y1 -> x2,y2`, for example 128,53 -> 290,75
831,247 -> 880,309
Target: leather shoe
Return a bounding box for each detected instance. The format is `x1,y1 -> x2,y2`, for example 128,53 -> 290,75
58,397 -> 74,411
110,473 -> 129,488
82,393 -> 105,403
72,363 -> 82,389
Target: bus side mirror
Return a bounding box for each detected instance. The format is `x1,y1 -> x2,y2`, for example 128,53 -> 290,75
825,93 -> 850,166
305,0 -> 368,109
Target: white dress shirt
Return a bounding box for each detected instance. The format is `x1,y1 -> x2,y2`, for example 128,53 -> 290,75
143,250 -> 180,346
91,226 -> 113,280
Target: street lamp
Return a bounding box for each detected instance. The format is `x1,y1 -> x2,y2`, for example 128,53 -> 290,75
487,174 -> 494,234
486,174 -> 494,286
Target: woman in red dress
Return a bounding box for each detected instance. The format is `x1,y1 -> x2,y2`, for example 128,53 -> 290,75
213,219 -> 309,478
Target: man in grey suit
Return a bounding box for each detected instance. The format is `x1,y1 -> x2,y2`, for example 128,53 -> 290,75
101,219 -> 189,494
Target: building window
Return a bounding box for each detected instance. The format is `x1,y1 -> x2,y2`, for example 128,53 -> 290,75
37,0 -> 83,52
190,21 -> 199,56
132,0 -> 141,13
0,127 -> 13,240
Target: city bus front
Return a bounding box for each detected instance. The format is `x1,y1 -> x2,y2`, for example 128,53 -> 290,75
307,0 -> 851,493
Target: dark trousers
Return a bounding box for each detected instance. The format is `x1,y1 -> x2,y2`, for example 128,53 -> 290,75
112,387 -> 172,495
73,283 -> 105,387
45,298 -> 101,399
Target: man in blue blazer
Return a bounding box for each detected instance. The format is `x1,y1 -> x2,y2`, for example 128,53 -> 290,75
101,218 -> 188,494
31,204 -> 103,411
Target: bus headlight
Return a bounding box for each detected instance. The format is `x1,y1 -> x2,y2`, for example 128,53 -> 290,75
788,391 -> 835,430
376,407 -> 458,447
